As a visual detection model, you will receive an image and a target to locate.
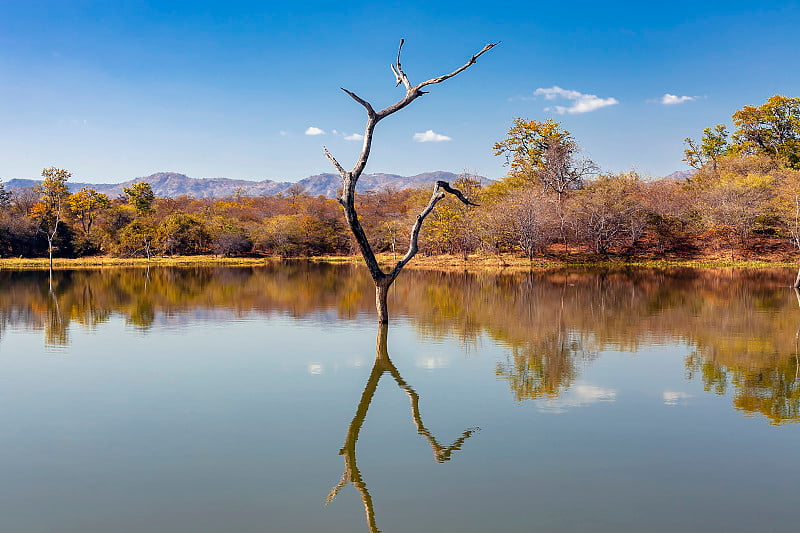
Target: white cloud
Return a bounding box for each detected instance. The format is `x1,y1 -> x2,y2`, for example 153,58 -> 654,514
413,129 -> 452,142
279,130 -> 288,136
537,384 -> 617,413
661,93 -> 696,105
305,126 -> 325,136
534,86 -> 619,114
344,133 -> 364,141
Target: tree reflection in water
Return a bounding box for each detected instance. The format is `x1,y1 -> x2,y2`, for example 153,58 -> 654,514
325,324 -> 478,533
2,264 -> 800,423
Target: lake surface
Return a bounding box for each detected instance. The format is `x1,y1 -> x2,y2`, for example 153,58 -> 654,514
0,263 -> 798,532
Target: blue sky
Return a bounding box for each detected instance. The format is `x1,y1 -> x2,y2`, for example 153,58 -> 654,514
1,1 -> 799,183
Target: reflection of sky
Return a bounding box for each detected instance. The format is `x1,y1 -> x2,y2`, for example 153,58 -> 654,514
537,384 -> 617,413
663,391 -> 692,406
2,294 -> 799,533
415,356 -> 450,370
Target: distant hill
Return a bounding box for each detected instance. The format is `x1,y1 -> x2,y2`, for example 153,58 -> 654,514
4,171 -> 492,199
663,170 -> 695,181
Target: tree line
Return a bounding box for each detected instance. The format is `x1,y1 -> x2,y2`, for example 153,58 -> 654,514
2,94 -> 799,261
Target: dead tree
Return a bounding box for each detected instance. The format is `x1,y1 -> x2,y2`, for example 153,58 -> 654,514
323,39 -> 497,323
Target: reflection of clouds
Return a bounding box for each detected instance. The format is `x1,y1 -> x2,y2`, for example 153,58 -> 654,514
415,356 -> 450,370
538,385 -> 617,413
663,391 -> 691,406
346,357 -> 365,368
308,363 -> 323,375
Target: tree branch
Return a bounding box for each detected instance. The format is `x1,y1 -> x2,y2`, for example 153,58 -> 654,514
417,42 -> 500,89
323,146 -> 347,176
391,38 -> 411,90
388,181 -> 477,279
437,180 -> 480,206
341,88 -> 376,117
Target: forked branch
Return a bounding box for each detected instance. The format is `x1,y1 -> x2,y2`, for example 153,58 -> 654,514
387,180 -> 478,280
326,40 -> 498,185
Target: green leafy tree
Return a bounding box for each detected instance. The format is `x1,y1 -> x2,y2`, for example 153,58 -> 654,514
684,124 -> 729,171
732,95 -> 800,168
123,182 -> 155,216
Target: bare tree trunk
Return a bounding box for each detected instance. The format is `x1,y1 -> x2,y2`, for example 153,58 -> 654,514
376,279 -> 390,324
793,267 -> 800,289
323,40 -> 495,322
48,244 -> 53,288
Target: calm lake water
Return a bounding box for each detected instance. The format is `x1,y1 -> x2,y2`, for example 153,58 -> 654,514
0,263 -> 798,532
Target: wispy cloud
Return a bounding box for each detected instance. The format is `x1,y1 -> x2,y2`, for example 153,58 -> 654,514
661,93 -> 696,105
534,86 -> 619,114
413,129 -> 452,142
344,133 -> 364,141
305,126 -> 325,136
279,130 -> 288,136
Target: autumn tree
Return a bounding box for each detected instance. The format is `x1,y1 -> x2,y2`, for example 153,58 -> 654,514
689,155 -> 776,254
155,213 -> 210,255
641,178 -> 694,253
426,174 -> 483,259
771,169 -> 800,251
732,95 -> 800,168
123,182 -> 156,216
492,118 -> 570,183
686,95 -> 800,171
570,172 -> 647,255
68,187 -> 111,236
31,167 -> 71,273
512,187 -> 560,261
684,124 -> 729,171
494,118 -> 596,250
322,39 -> 496,323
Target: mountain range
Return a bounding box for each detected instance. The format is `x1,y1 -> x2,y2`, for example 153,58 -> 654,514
3,171 -> 492,199
3,169 -> 695,199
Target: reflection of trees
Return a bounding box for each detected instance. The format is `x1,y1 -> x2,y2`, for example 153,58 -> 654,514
496,329 -> 597,401
684,288 -> 800,425
1,264 -> 799,423
687,349 -> 800,425
326,325 -> 478,532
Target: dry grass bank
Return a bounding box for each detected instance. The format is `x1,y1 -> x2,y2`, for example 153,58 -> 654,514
0,252 -> 796,272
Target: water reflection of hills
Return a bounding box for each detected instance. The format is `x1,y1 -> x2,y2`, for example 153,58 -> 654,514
1,263 -> 797,424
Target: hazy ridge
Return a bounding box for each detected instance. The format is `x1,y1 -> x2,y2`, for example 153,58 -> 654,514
4,171 -> 493,199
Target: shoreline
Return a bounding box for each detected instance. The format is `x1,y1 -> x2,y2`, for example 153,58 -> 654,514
0,254 -> 796,271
